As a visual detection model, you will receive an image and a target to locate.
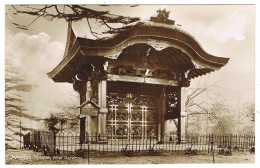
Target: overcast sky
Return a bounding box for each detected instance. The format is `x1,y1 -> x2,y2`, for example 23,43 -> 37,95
1,2 -> 259,168
3,4 -> 256,121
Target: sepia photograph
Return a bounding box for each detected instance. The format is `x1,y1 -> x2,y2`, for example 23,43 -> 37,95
3,2 -> 256,166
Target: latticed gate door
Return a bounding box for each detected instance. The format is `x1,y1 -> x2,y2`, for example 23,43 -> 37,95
107,93 -> 157,139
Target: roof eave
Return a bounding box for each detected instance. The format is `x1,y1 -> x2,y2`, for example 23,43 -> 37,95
47,22 -> 229,82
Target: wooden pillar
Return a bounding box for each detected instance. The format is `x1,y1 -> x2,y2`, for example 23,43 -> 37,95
79,117 -> 86,144
78,82 -> 86,143
177,87 -> 187,143
98,81 -> 108,137
86,81 -> 98,134
157,86 -> 165,141
161,87 -> 168,134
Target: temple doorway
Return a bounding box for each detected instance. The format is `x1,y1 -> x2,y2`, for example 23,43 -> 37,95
106,81 -> 160,139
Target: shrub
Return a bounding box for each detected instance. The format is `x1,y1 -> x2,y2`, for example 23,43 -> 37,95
74,149 -> 88,158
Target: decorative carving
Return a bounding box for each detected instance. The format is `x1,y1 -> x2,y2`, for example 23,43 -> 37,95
165,87 -> 179,120
105,54 -> 118,59
150,8 -> 175,25
168,80 -> 179,85
116,126 -> 127,135
167,90 -> 178,111
132,96 -> 156,106
107,94 -> 127,105
147,126 -> 156,136
135,77 -> 146,83
106,125 -> 112,135
91,71 -> 108,82
156,8 -> 170,19
147,40 -> 169,51
116,112 -> 128,120
111,65 -> 137,76
107,74 -> 120,81
132,126 -> 142,135
107,74 -> 179,86
132,112 -> 142,121
147,112 -> 155,121
152,69 -> 178,80
109,65 -> 180,81
180,72 -> 191,87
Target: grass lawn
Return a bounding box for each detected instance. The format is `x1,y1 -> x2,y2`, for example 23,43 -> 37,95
5,149 -> 255,165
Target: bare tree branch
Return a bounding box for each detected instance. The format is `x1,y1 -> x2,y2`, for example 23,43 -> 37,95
9,5 -> 140,38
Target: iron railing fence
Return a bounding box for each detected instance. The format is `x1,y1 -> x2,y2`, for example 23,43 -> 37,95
24,131 -> 255,156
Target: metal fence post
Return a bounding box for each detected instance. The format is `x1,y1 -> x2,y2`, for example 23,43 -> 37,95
212,144 -> 215,164
31,131 -> 256,157
88,140 -> 90,164
208,134 -> 210,153
53,130 -> 56,155
211,134 -> 214,152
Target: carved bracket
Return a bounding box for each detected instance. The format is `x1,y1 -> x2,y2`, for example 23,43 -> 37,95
180,72 -> 191,87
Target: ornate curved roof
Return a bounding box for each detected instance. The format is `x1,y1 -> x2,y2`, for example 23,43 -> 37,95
48,11 -> 229,85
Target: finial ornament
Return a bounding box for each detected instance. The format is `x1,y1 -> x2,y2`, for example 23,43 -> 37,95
150,9 -> 175,25
156,8 -> 170,19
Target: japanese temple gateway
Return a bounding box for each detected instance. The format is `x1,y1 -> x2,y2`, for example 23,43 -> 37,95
48,9 -> 229,143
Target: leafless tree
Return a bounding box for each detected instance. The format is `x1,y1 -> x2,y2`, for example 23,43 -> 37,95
44,96 -> 80,132
8,5 -> 140,38
185,80 -> 235,135
243,102 -> 255,123
238,102 -> 255,135
209,103 -> 235,134
5,57 -> 38,146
